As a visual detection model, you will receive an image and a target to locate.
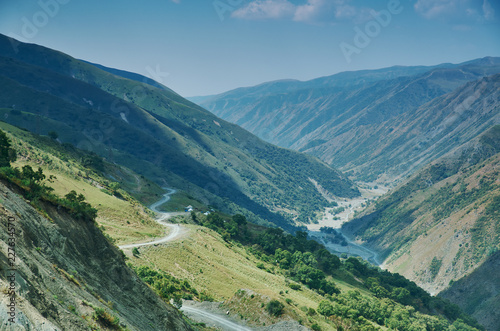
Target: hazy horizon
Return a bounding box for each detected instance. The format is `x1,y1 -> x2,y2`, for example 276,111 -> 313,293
1,0 -> 499,97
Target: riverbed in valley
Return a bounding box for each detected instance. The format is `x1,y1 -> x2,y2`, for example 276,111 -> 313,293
306,185 -> 389,265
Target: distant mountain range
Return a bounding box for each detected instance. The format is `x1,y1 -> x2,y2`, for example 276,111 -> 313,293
0,34 -> 358,231
193,57 -> 500,330
193,57 -> 500,182
2,32 -> 500,329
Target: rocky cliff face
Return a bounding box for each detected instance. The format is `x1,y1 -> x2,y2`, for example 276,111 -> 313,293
0,181 -> 191,330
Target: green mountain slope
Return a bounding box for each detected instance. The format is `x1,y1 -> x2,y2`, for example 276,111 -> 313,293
0,128 -> 191,330
342,125 -> 500,298
134,206 -> 484,330
0,34 -> 358,230
439,250 -> 500,331
195,58 -> 500,182
0,121 -> 483,331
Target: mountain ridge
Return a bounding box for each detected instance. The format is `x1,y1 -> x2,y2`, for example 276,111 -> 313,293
342,124 -> 500,299
80,60 -> 177,93
0,33 -> 359,231
195,57 -> 500,182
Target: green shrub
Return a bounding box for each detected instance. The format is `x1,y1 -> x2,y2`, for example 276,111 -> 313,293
133,265 -> 203,302
266,300 -> 284,317
199,291 -> 215,302
93,307 -> 121,329
429,257 -> 442,280
0,130 -> 16,167
311,324 -> 321,331
307,308 -> 316,316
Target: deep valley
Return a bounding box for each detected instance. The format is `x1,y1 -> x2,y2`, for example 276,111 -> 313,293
0,32 -> 499,331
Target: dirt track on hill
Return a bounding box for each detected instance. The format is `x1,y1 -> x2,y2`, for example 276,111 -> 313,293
118,189 -> 187,249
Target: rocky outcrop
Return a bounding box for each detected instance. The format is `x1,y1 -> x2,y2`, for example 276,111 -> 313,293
0,181 -> 191,330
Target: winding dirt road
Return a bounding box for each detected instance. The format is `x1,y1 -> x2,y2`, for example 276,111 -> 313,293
120,190 -> 253,330
180,305 -> 252,331
119,189 -> 186,249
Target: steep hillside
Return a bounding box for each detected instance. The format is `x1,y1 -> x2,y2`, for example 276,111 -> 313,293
0,121 -> 170,245
196,58 -> 500,182
0,34 -> 358,230
0,113 -> 483,330
439,251 -> 500,331
342,125 -> 500,297
128,210 -> 484,331
0,181 -> 191,330
334,73 -> 500,182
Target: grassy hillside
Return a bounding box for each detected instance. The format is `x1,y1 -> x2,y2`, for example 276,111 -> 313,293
0,180 -> 193,330
343,125 -> 500,296
0,121 -> 483,330
0,132 -> 192,330
0,34 -> 358,230
128,211 -> 483,330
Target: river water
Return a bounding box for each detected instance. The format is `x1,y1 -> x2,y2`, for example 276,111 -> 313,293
306,185 -> 388,266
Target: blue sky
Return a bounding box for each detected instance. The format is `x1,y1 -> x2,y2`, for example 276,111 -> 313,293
0,0 -> 499,97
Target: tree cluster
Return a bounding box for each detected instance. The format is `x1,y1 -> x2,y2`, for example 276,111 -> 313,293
0,130 -> 97,222
133,265 -> 213,308
196,209 -> 483,330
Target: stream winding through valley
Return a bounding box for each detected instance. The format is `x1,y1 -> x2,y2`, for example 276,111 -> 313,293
306,187 -> 387,266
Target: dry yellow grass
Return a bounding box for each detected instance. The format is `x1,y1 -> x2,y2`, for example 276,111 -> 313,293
132,224 -> 369,329
12,158 -> 163,245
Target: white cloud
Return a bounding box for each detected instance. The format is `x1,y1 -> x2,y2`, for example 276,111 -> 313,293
232,0 -> 372,24
334,4 -> 357,19
231,0 -> 295,20
414,0 -> 495,22
483,0 -> 495,20
293,0 -> 330,22
414,0 -> 461,19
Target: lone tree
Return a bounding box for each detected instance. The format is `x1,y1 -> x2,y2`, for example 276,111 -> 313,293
0,130 -> 16,167
266,300 -> 284,317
